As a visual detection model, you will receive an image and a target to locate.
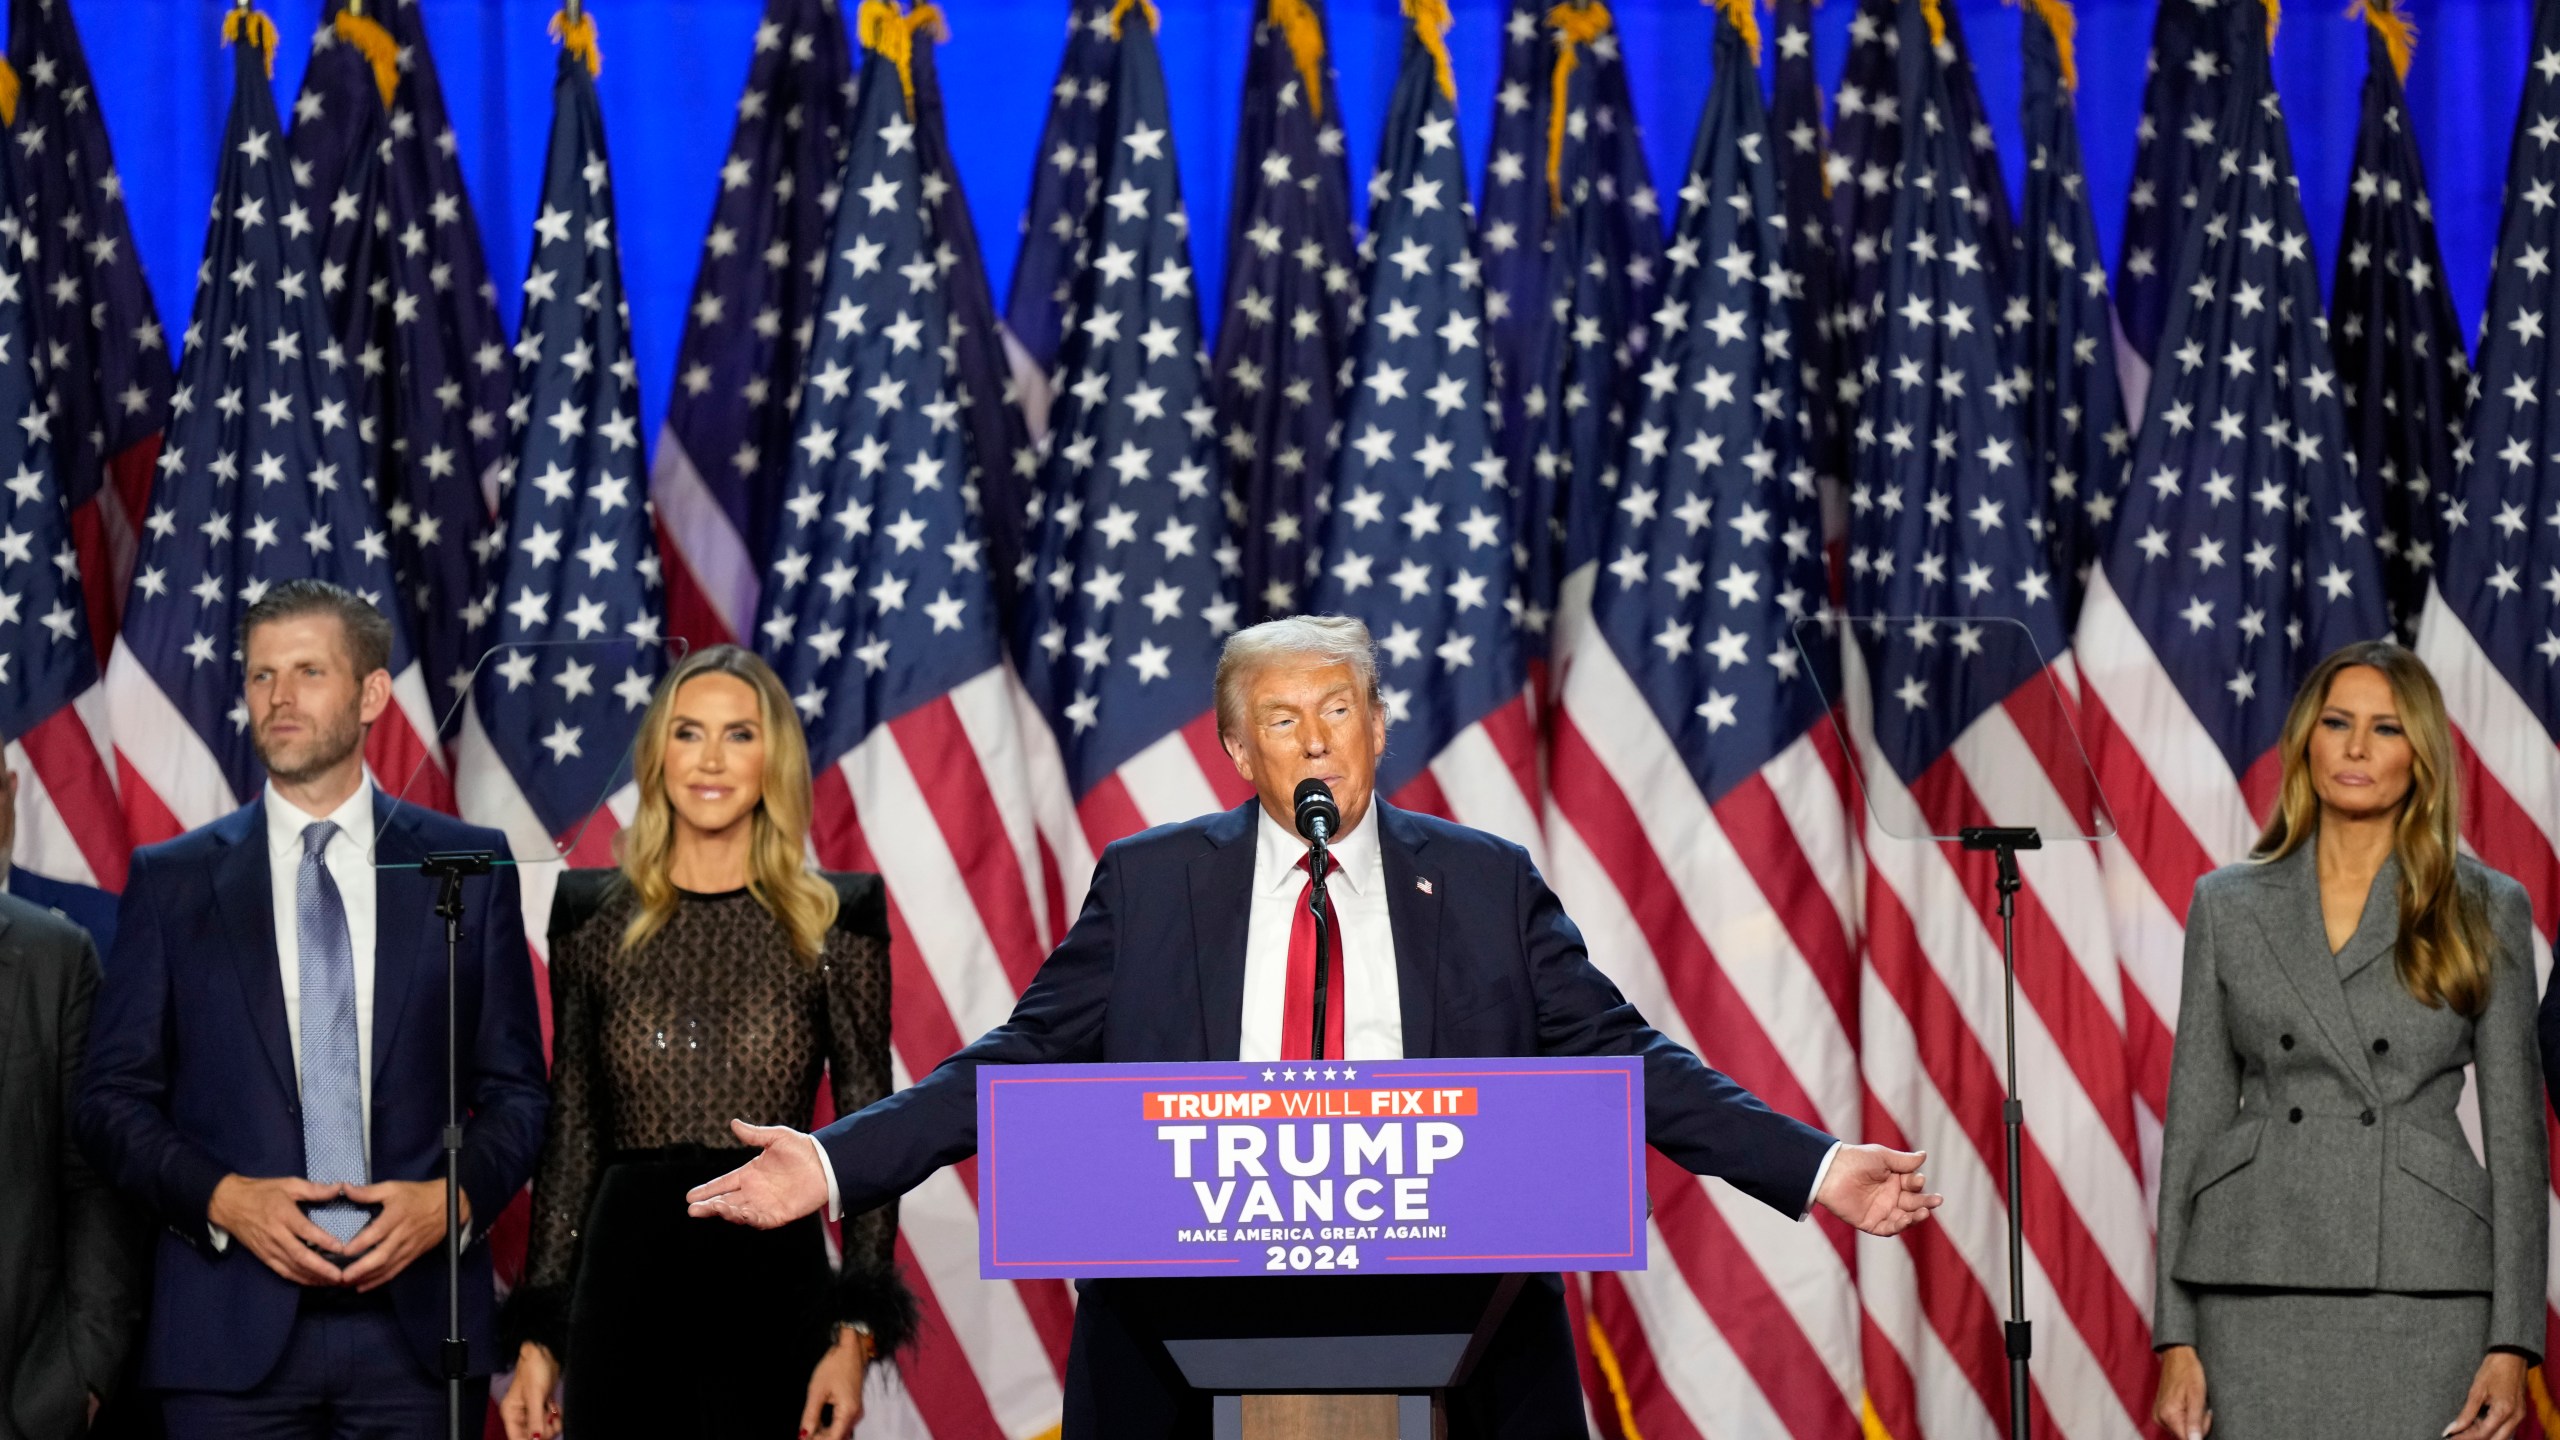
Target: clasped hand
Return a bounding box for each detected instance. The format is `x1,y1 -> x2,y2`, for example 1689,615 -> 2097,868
208,1173 -> 470,1291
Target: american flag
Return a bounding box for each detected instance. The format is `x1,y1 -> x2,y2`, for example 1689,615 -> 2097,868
1306,0 -> 1536,848
1829,0 -> 2012,366
1543,7 -> 1863,1436
1213,0 -> 1355,623
2412,0 -> 2560,1364
909,31 -> 1038,613
100,13 -> 443,844
457,23 -> 665,926
1825,0 -> 1897,364
1509,0 -> 1662,656
2071,0 -> 2386,1178
2011,0 -> 2130,628
10,0 -> 171,659
0,132 -> 127,936
755,17 -> 1086,1433
1767,0 -> 1850,559
1004,0 -> 1115,384
2113,0 -> 2225,394
1009,1 -> 1250,850
1841,4 -> 2150,1439
1475,0 -> 1551,402
650,0 -> 852,654
289,0 -> 512,727
2331,2 -> 2469,641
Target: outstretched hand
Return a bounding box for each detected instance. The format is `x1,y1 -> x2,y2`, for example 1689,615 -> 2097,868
685,1119 -> 830,1228
1814,1145 -> 1943,1236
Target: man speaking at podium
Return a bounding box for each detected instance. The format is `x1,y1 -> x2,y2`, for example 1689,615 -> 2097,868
690,616 -> 1941,1437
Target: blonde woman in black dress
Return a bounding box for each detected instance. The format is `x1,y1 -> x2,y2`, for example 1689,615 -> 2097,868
499,646 -> 913,1440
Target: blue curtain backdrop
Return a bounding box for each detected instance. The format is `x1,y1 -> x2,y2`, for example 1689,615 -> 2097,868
92,0 -> 2540,457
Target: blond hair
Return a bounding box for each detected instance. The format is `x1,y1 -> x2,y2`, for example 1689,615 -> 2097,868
616,645 -> 838,961
1213,614 -> 1383,741
2253,641 -> 2492,1016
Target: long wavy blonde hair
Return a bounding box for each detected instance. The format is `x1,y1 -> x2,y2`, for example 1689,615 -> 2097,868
616,645 -> 839,961
2253,641 -> 2492,1016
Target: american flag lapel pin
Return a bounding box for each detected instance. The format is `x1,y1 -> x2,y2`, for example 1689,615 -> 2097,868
1416,878 -> 1433,896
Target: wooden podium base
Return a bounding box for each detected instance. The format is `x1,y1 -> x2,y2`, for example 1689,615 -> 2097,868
1217,1393 -> 1439,1440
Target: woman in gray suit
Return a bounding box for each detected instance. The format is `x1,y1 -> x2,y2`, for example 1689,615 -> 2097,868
2153,641 -> 2545,1440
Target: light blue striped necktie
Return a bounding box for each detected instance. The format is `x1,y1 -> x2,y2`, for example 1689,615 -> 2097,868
296,819 -> 370,1243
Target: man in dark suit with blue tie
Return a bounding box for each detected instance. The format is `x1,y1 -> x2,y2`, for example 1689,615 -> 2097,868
77,580 -> 549,1439
687,615 -> 1942,1438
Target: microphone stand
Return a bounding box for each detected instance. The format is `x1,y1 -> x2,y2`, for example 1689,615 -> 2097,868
1962,825 -> 2039,1440
1304,825 -> 1333,1063
419,850 -> 493,1440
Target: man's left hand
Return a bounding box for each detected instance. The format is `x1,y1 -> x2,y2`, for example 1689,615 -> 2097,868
1815,1145 -> 1942,1236
335,1180 -> 472,1292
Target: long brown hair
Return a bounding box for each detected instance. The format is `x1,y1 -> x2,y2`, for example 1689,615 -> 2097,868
616,645 -> 838,961
2253,641 -> 2492,1015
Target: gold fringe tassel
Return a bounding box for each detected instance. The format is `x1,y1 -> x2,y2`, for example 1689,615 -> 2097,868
1403,0 -> 1458,103
1581,1310 -> 1647,1440
1710,0 -> 1760,64
1542,0 -> 1613,212
2264,0 -> 2281,47
2015,0 -> 2078,90
1917,0 -> 1946,49
223,6 -> 281,76
1861,1392 -> 1899,1440
858,0 -> 949,113
1110,0 -> 1159,39
1268,0 -> 1329,119
2531,1368 -> 2560,1440
0,57 -> 18,127
333,9 -> 402,108
550,8 -> 603,76
2351,0 -> 2415,80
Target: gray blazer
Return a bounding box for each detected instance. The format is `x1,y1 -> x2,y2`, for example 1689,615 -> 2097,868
0,891 -> 146,1440
2153,841 -> 2547,1356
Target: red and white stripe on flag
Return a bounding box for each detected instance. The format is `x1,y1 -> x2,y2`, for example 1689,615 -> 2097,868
1545,627 -> 1869,1438
6,688 -> 129,894
801,665 -> 1097,1438
1840,641 -> 2156,1440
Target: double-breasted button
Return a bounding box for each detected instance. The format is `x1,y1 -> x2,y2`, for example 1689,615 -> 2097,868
2360,1109 -> 2377,1126
2372,1038 -> 2390,1055
2288,1107 -> 2304,1123
2279,1034 -> 2296,1050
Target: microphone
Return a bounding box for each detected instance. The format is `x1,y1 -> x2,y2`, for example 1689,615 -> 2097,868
1293,778 -> 1339,846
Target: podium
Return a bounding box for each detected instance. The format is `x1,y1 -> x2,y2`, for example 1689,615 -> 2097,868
1110,1272 -> 1525,1439
977,1058 -> 1647,1437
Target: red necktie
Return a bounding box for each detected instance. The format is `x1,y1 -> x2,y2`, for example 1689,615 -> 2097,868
1281,851 -> 1344,1061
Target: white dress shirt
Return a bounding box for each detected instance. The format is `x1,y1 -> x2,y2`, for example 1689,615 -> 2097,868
1238,803 -> 1402,1062
265,778 -> 381,1153
210,780 -> 382,1253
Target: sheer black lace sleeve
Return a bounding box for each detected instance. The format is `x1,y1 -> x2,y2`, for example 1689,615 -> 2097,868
822,912 -> 916,1354
501,902 -> 609,1358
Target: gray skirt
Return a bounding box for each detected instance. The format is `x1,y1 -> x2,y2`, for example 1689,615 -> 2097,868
2194,1289 -> 2489,1439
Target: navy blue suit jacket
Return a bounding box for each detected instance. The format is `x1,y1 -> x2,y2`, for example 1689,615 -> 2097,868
75,793 -> 549,1392
818,799 -> 1836,1219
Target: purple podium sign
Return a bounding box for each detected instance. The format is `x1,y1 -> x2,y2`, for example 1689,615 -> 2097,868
976,1056 -> 1646,1279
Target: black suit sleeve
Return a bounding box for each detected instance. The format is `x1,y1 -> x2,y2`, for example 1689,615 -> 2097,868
455,858 -> 551,1231
56,929 -> 148,1403
813,844 -> 1125,1216
1513,847 -> 1837,1217
76,849 -> 234,1248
